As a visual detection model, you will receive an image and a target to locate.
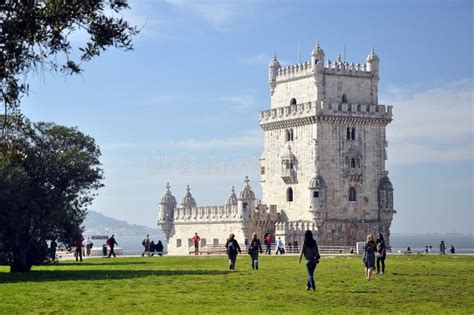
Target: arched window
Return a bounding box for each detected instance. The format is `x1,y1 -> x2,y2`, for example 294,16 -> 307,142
287,187 -> 294,202
349,187 -> 356,201
290,98 -> 297,106
290,129 -> 294,141
285,129 -> 290,142
342,94 -> 348,103
351,127 -> 356,140
350,158 -> 356,168
346,127 -> 351,140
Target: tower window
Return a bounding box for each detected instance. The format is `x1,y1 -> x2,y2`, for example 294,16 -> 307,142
349,187 -> 356,202
342,94 -> 348,103
287,187 -> 294,202
290,129 -> 294,141
177,239 -> 182,247
347,127 -> 351,140
313,191 -> 319,198
351,128 -> 356,140
290,98 -> 297,105
260,166 -> 265,175
350,158 -> 356,168
285,129 -> 294,142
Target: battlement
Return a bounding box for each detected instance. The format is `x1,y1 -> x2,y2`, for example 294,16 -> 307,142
274,59 -> 372,82
316,102 -> 393,121
259,102 -> 316,130
174,205 -> 242,222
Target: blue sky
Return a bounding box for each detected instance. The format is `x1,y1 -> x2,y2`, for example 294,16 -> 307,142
22,0 -> 473,234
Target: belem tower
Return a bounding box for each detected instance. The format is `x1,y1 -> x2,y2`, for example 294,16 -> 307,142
158,43 -> 395,255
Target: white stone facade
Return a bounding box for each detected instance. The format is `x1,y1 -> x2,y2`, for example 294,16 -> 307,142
158,43 -> 395,254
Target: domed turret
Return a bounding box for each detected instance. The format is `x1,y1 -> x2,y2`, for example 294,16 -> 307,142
238,176 -> 256,219
268,53 -> 281,82
366,48 -> 380,74
225,186 -> 238,206
239,176 -> 256,201
180,185 -> 197,209
311,41 -> 325,70
160,183 -> 177,212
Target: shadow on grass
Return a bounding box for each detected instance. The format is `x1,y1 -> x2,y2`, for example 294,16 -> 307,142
56,261 -> 156,267
0,269 -> 229,283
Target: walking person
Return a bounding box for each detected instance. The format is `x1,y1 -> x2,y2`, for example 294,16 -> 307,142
107,234 -> 118,258
156,240 -> 164,256
264,233 -> 272,255
86,237 -> 93,256
298,230 -> 320,291
142,234 -> 150,257
225,233 -> 241,270
440,241 -> 446,254
50,240 -> 58,261
375,233 -> 386,275
248,233 -> 262,270
192,233 -> 201,255
363,234 -> 376,281
276,237 -> 285,255
75,235 -> 84,262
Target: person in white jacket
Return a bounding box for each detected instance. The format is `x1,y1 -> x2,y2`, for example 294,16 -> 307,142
276,237 -> 285,255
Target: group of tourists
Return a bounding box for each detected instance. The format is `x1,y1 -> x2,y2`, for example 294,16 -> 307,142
362,233 -> 387,281
141,234 -> 164,256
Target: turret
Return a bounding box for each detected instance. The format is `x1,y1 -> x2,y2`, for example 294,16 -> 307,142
311,41 -> 325,71
308,174 -> 326,226
158,183 -> 177,241
366,48 -> 380,75
180,185 -> 197,209
238,176 -> 256,220
268,54 -> 281,82
225,186 -> 238,207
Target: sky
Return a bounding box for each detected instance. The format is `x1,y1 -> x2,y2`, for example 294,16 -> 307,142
21,0 -> 473,234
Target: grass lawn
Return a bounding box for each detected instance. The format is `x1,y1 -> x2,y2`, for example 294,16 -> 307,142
0,254 -> 473,314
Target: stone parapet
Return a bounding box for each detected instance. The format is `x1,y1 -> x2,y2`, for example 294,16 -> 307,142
259,102 -> 316,130
174,205 -> 241,222
316,102 -> 392,123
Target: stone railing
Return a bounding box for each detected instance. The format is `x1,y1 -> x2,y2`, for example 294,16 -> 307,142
316,102 -> 392,120
174,205 -> 241,222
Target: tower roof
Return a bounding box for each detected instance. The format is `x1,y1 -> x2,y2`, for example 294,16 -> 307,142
225,186 -> 238,206
180,185 -> 197,208
269,54 -> 281,68
311,41 -> 325,57
160,183 -> 177,206
239,176 -> 256,200
366,48 -> 380,63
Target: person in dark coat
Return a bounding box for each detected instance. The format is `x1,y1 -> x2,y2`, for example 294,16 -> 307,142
298,230 -> 320,291
225,233 -> 241,270
248,233 -> 263,270
375,233 -> 386,275
156,240 -> 164,256
107,234 -> 118,258
363,234 -> 376,281
75,235 -> 84,262
450,245 -> 455,254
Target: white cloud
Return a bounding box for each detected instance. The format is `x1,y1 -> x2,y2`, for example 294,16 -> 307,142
103,129 -> 263,151
165,0 -> 241,30
384,79 -> 473,165
219,95 -> 258,110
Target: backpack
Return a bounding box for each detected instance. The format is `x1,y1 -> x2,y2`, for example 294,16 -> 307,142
227,241 -> 237,255
106,238 -> 110,245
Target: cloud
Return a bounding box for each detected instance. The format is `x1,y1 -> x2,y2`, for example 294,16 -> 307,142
219,95 -> 258,110
384,79 -> 473,165
103,129 -> 263,151
164,0 -> 241,30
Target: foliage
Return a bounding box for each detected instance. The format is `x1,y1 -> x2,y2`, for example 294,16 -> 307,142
0,0 -> 138,130
0,118 -> 103,272
0,255 -> 472,313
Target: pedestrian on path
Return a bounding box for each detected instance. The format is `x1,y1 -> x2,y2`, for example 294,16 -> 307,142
225,233 -> 241,270
108,234 -> 118,258
298,230 -> 320,291
248,233 -> 262,270
363,234 -> 376,281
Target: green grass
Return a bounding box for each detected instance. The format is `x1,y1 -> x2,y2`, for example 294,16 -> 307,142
0,255 -> 473,314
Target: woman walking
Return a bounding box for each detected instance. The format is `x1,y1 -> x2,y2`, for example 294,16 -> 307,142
375,233 -> 386,275
363,234 -> 376,281
248,233 -> 263,270
298,230 -> 320,291
225,233 -> 241,270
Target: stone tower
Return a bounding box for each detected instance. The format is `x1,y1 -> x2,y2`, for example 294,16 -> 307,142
259,43 -> 395,246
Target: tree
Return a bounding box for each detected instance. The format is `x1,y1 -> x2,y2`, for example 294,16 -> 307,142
0,118 -> 103,272
0,0 -> 138,133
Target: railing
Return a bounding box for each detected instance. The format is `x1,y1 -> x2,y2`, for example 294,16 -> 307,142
188,244 -> 357,255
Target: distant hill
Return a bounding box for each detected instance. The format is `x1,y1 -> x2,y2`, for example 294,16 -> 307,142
84,210 -> 161,237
